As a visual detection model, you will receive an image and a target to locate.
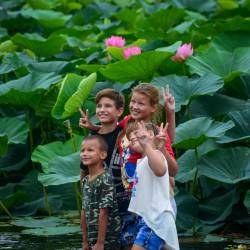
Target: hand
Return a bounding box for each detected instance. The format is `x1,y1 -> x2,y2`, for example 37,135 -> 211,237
136,121 -> 154,147
155,122 -> 168,150
82,242 -> 89,250
79,108 -> 94,129
92,242 -> 104,250
162,84 -> 175,113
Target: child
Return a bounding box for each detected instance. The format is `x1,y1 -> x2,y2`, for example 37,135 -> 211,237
79,89 -> 129,217
126,121 -> 179,250
80,135 -> 121,250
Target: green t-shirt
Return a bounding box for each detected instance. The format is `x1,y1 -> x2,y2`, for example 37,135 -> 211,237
82,171 -> 121,249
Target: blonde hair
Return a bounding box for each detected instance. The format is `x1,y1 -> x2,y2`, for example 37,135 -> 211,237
132,83 -> 159,106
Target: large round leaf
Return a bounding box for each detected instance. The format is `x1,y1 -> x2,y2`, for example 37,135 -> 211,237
32,135 -> 83,173
174,117 -> 234,149
244,190 -> 250,214
0,72 -> 61,108
187,47 -> 250,81
0,117 -> 29,156
19,8 -> 72,30
212,31 -> 250,52
176,140 -> 220,183
217,109 -> 250,143
52,73 -> 96,119
12,33 -> 67,57
197,147 -> 250,184
38,152 -> 80,186
199,188 -> 239,224
152,73 -> 224,112
99,51 -> 170,83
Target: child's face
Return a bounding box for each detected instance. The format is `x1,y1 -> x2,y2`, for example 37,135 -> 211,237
96,97 -> 123,124
80,139 -> 106,166
129,92 -> 156,122
128,130 -> 143,153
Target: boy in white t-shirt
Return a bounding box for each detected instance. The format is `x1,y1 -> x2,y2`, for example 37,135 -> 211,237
126,121 -> 179,250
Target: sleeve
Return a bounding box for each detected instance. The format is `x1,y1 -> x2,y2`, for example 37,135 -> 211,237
98,174 -> 115,209
118,115 -> 131,129
165,133 -> 175,159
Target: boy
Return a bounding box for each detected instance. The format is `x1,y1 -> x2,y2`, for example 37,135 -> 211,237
80,135 -> 121,250
126,121 -> 179,250
79,89 -> 129,216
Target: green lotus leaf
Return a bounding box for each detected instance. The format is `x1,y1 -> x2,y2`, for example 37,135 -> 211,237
11,216 -> 68,228
155,41 -> 182,53
190,94 -> 250,117
187,47 -> 250,81
212,31 -> 250,52
0,52 -> 34,75
0,117 -> 29,156
0,144 -> 30,172
0,72 -> 61,109
76,64 -> 104,73
19,8 -> 72,30
28,0 -> 57,9
52,73 -> 96,119
0,135 -> 8,156
38,152 -> 80,186
100,51 -> 170,83
134,8 -> 186,41
21,225 -> 80,236
244,190 -> 250,214
176,190 -> 199,231
12,195 -> 62,216
107,46 -> 124,60
199,188 -> 239,224
197,147 -> 250,184
152,73 -> 224,112
217,109 -> 250,143
32,135 -> 83,173
174,117 -> 234,149
176,140 -> 221,183
28,61 -> 69,73
12,33 -> 67,57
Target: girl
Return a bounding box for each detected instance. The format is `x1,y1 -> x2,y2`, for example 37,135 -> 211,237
126,121 -> 179,250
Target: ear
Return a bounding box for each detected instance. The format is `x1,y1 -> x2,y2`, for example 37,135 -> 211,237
100,151 -> 107,160
117,107 -> 124,118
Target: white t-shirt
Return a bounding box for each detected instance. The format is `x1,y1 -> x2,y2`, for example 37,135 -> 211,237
128,152 -> 179,250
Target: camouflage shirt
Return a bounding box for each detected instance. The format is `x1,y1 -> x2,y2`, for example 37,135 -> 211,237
82,171 -> 121,249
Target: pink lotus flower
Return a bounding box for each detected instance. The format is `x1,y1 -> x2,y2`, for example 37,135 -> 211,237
172,43 -> 193,62
105,35 -> 125,48
123,46 -> 141,59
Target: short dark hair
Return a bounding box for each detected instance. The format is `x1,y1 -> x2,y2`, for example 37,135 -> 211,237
96,88 -> 124,109
83,135 -> 108,152
126,121 -> 158,139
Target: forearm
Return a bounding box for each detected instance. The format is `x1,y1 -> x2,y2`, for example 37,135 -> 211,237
160,147 -> 178,177
96,208 -> 108,244
144,145 -> 166,177
166,111 -> 176,143
81,210 -> 88,244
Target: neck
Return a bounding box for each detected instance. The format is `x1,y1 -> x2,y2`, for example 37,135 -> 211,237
99,122 -> 117,134
88,163 -> 105,178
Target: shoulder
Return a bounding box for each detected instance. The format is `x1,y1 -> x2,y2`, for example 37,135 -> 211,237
118,115 -> 131,128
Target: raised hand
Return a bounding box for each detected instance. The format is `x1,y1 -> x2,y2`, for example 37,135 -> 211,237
155,122 -> 168,150
79,108 -> 94,129
162,84 -> 175,113
136,121 -> 154,147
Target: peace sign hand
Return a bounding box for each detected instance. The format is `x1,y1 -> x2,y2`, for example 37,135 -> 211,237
79,108 -> 94,129
162,84 -> 175,113
136,121 -> 154,147
155,122 -> 168,150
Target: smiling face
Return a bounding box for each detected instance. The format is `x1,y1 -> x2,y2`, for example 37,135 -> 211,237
80,138 -> 107,167
127,129 -> 143,153
129,91 -> 156,122
96,97 -> 123,124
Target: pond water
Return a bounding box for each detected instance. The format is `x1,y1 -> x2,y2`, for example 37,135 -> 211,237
0,231 -> 232,250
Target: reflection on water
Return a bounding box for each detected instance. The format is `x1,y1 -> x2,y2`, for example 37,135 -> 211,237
0,232 -> 232,250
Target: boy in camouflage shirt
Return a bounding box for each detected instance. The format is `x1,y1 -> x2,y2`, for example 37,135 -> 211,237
80,135 -> 121,250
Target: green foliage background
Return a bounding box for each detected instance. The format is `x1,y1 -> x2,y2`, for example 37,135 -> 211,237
0,0 -> 250,236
